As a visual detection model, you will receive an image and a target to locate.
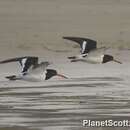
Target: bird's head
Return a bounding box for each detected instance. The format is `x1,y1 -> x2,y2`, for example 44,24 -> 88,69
103,54 -> 122,64
45,69 -> 68,80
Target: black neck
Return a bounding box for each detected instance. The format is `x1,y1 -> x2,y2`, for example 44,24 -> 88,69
45,69 -> 57,80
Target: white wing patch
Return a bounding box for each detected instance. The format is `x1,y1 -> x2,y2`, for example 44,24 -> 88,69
43,70 -> 47,80
101,55 -> 104,63
81,41 -> 87,54
21,58 -> 27,72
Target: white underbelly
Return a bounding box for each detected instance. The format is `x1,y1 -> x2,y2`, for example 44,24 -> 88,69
85,55 -> 104,64
23,73 -> 45,82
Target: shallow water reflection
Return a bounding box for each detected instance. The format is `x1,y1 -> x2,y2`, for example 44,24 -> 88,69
0,77 -> 130,130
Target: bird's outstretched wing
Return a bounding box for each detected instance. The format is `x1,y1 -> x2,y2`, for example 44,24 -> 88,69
0,56 -> 38,73
63,36 -> 97,54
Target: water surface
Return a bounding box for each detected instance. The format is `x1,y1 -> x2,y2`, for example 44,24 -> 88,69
0,77 -> 130,130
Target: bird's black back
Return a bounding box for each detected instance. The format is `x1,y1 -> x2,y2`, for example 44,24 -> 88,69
63,36 -> 97,54
20,57 -> 38,73
0,56 -> 38,73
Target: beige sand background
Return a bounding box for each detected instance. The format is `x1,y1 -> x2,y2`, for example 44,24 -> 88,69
0,0 -> 130,57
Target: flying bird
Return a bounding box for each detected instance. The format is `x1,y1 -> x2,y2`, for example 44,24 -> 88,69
0,56 -> 68,81
63,36 -> 122,64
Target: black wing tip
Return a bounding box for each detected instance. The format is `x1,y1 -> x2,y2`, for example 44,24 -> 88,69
63,36 -> 83,39
63,36 -> 70,39
0,61 -> 7,64
63,36 -> 97,43
0,56 -> 38,64
63,36 -> 76,40
63,36 -> 82,40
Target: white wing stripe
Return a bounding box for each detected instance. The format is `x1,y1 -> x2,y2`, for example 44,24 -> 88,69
21,58 -> 27,72
82,41 -> 87,54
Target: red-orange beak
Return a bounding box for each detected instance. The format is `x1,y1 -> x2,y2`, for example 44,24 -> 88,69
113,59 -> 122,64
57,74 -> 68,79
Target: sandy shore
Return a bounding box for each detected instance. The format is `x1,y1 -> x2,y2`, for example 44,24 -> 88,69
0,0 -> 130,53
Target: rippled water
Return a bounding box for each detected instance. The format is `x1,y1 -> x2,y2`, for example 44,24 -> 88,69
0,77 -> 130,130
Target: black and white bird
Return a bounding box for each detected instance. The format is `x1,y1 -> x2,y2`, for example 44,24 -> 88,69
0,56 -> 68,81
63,36 -> 122,64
